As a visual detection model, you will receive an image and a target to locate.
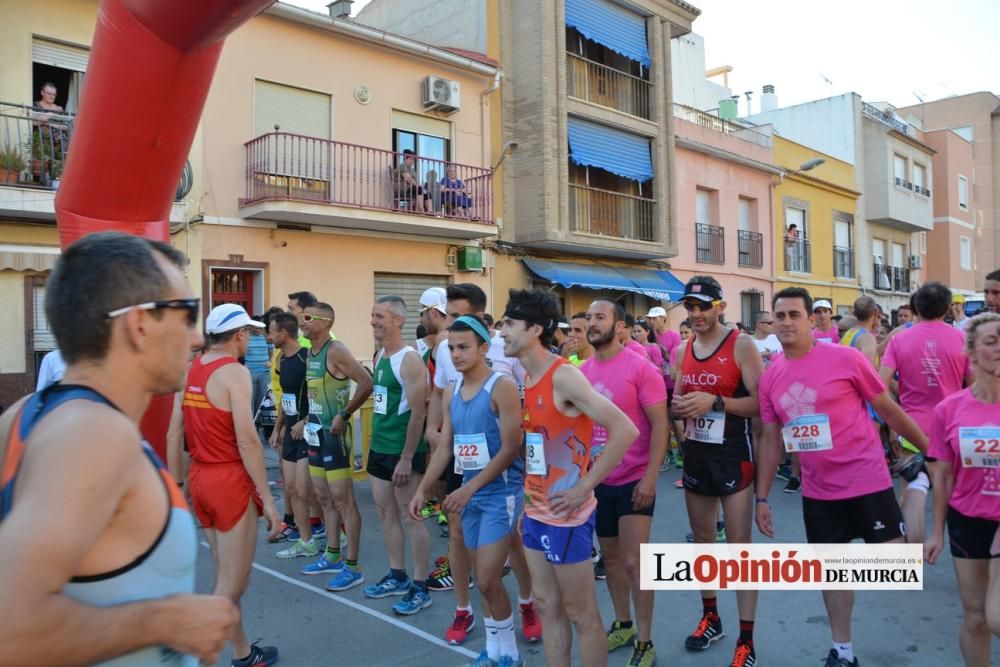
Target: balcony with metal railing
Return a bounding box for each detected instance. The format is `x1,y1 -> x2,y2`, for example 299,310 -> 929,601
784,238 -> 811,273
241,132 -> 497,239
737,230 -> 763,268
569,184 -> 656,242
873,263 -> 911,293
696,223 -> 725,264
566,52 -> 651,120
673,104 -> 772,149
834,246 -> 855,279
0,101 -> 74,189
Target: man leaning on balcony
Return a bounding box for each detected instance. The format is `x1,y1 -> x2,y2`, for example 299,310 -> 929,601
395,150 -> 432,214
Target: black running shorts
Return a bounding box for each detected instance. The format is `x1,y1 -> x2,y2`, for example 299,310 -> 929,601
366,450 -> 427,482
802,487 -> 905,543
595,479 -> 655,538
947,505 -> 999,560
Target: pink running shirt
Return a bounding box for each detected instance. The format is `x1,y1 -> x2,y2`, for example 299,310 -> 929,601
581,347 -> 666,486
929,388 -> 1000,521
656,329 -> 682,389
882,321 -> 971,435
811,326 -> 840,345
760,342 -> 890,500
643,343 -> 665,375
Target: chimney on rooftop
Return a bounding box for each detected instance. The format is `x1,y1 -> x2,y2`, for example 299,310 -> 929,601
327,0 -> 353,18
761,84 -> 777,112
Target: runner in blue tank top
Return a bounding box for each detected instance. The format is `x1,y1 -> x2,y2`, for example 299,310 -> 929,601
409,315 -> 526,666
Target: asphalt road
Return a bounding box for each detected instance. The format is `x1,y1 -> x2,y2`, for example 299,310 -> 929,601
195,446 -> 1000,666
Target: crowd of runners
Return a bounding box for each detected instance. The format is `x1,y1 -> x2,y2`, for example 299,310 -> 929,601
0,232 -> 998,667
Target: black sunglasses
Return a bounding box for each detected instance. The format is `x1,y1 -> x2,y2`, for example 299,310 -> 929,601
105,298 -> 201,327
682,300 -> 718,312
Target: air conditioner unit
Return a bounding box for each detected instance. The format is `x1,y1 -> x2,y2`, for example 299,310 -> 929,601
423,76 -> 460,113
908,254 -> 922,269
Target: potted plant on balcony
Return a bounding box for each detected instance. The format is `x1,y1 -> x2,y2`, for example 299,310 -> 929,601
27,124 -> 67,187
0,144 -> 26,184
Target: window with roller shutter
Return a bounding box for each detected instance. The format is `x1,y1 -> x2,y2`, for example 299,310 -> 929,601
373,273 -> 449,342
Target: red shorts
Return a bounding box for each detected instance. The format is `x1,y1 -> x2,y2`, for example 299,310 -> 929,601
189,461 -> 262,532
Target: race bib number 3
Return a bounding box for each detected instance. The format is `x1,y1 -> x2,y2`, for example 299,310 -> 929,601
525,432 -> 547,476
454,432 -> 490,471
373,385 -> 388,415
685,409 -> 726,444
958,427 -> 1000,468
782,414 -> 833,453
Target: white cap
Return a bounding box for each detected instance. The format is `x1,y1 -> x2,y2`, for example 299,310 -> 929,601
419,287 -> 448,315
205,303 -> 263,334
813,299 -> 833,312
645,306 -> 667,318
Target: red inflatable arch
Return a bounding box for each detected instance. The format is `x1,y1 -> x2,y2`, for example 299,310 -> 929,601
54,0 -> 274,457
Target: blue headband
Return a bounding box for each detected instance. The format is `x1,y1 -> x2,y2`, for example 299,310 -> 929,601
453,315 -> 491,344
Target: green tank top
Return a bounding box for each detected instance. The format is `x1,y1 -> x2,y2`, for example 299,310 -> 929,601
306,340 -> 351,430
371,346 -> 427,455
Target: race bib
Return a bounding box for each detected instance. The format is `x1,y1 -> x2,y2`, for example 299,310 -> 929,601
685,409 -> 726,444
454,432 -> 490,471
782,414 -> 833,453
525,432 -> 547,476
281,394 -> 297,417
958,427 -> 1000,468
304,423 -> 320,447
308,398 -> 323,416
373,385 -> 388,415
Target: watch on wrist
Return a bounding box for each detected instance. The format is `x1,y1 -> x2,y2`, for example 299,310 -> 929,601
712,395 -> 725,412
337,409 -> 351,420
754,497 -> 769,504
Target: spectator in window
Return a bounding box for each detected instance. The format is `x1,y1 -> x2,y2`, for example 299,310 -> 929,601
439,164 -> 472,217
785,223 -> 799,243
35,82 -> 63,113
396,149 -> 432,213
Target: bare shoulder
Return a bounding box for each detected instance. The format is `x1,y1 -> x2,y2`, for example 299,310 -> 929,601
22,401 -> 142,474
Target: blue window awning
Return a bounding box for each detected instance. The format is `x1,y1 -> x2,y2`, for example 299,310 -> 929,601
565,0 -> 650,68
568,117 -> 653,183
522,258 -> 684,302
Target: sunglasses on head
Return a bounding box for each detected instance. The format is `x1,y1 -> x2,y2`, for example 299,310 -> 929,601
682,299 -> 720,312
301,313 -> 331,323
105,298 -> 201,327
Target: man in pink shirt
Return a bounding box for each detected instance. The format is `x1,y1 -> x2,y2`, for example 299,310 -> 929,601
580,299 -> 668,667
811,299 -> 840,344
756,287 -> 928,667
881,282 -> 972,544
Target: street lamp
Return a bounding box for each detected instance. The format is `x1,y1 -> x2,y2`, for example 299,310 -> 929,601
492,141 -> 518,171
797,158 -> 825,172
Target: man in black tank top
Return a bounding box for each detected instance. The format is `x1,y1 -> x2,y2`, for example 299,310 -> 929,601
0,233 -> 238,665
269,312 -> 319,561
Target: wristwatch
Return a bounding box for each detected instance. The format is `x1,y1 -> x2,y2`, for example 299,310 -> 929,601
754,497 -> 768,504
337,409 -> 351,420
712,395 -> 725,412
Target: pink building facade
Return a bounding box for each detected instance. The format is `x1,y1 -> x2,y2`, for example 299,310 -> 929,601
922,129 -> 977,293
670,112 -> 778,328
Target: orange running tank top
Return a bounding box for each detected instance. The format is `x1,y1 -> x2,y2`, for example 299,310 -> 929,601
522,357 -> 596,526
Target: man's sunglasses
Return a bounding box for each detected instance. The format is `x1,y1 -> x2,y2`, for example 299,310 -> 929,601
105,298 -> 201,326
682,299 -> 721,312
301,313 -> 332,323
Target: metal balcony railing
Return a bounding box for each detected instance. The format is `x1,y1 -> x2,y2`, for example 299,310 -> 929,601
0,101 -> 75,188
569,184 -> 656,242
566,52 -> 651,120
696,223 -> 725,264
737,230 -> 763,268
873,263 -> 911,293
243,132 -> 494,224
673,103 -> 772,149
834,246 -> 855,278
862,101 -> 910,135
784,238 -> 811,273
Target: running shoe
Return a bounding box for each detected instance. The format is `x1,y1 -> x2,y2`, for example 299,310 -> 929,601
438,511 -> 449,537
435,553 -> 450,567
444,609 -> 476,644
496,657 -> 524,667
276,539 -> 318,559
730,641 -> 757,666
593,555 -> 607,580
421,500 -> 442,520
427,569 -> 456,591
628,640 -> 656,667
231,643 -> 278,667
364,572 -> 412,598
326,566 -> 365,592
268,523 -> 297,543
823,649 -> 860,667
470,650 -> 496,667
301,554 -> 343,575
520,602 -> 542,642
686,524 -> 726,543
784,477 -> 801,493
659,458 -> 670,473
606,621 -> 637,651
674,478 -> 684,489
311,523 -> 327,541
392,586 -> 432,615
684,612 -> 724,650
776,463 -> 792,481
675,453 -> 684,468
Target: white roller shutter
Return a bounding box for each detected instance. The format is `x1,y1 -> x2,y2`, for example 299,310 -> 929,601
374,273 -> 449,341
33,38 -> 90,72
253,80 -> 331,139
33,286 -> 56,351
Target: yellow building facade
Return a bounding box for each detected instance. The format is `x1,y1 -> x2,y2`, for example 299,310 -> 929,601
773,136 -> 861,314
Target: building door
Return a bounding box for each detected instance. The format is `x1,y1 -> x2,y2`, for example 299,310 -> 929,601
374,273 -> 449,342
211,270 -> 255,311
